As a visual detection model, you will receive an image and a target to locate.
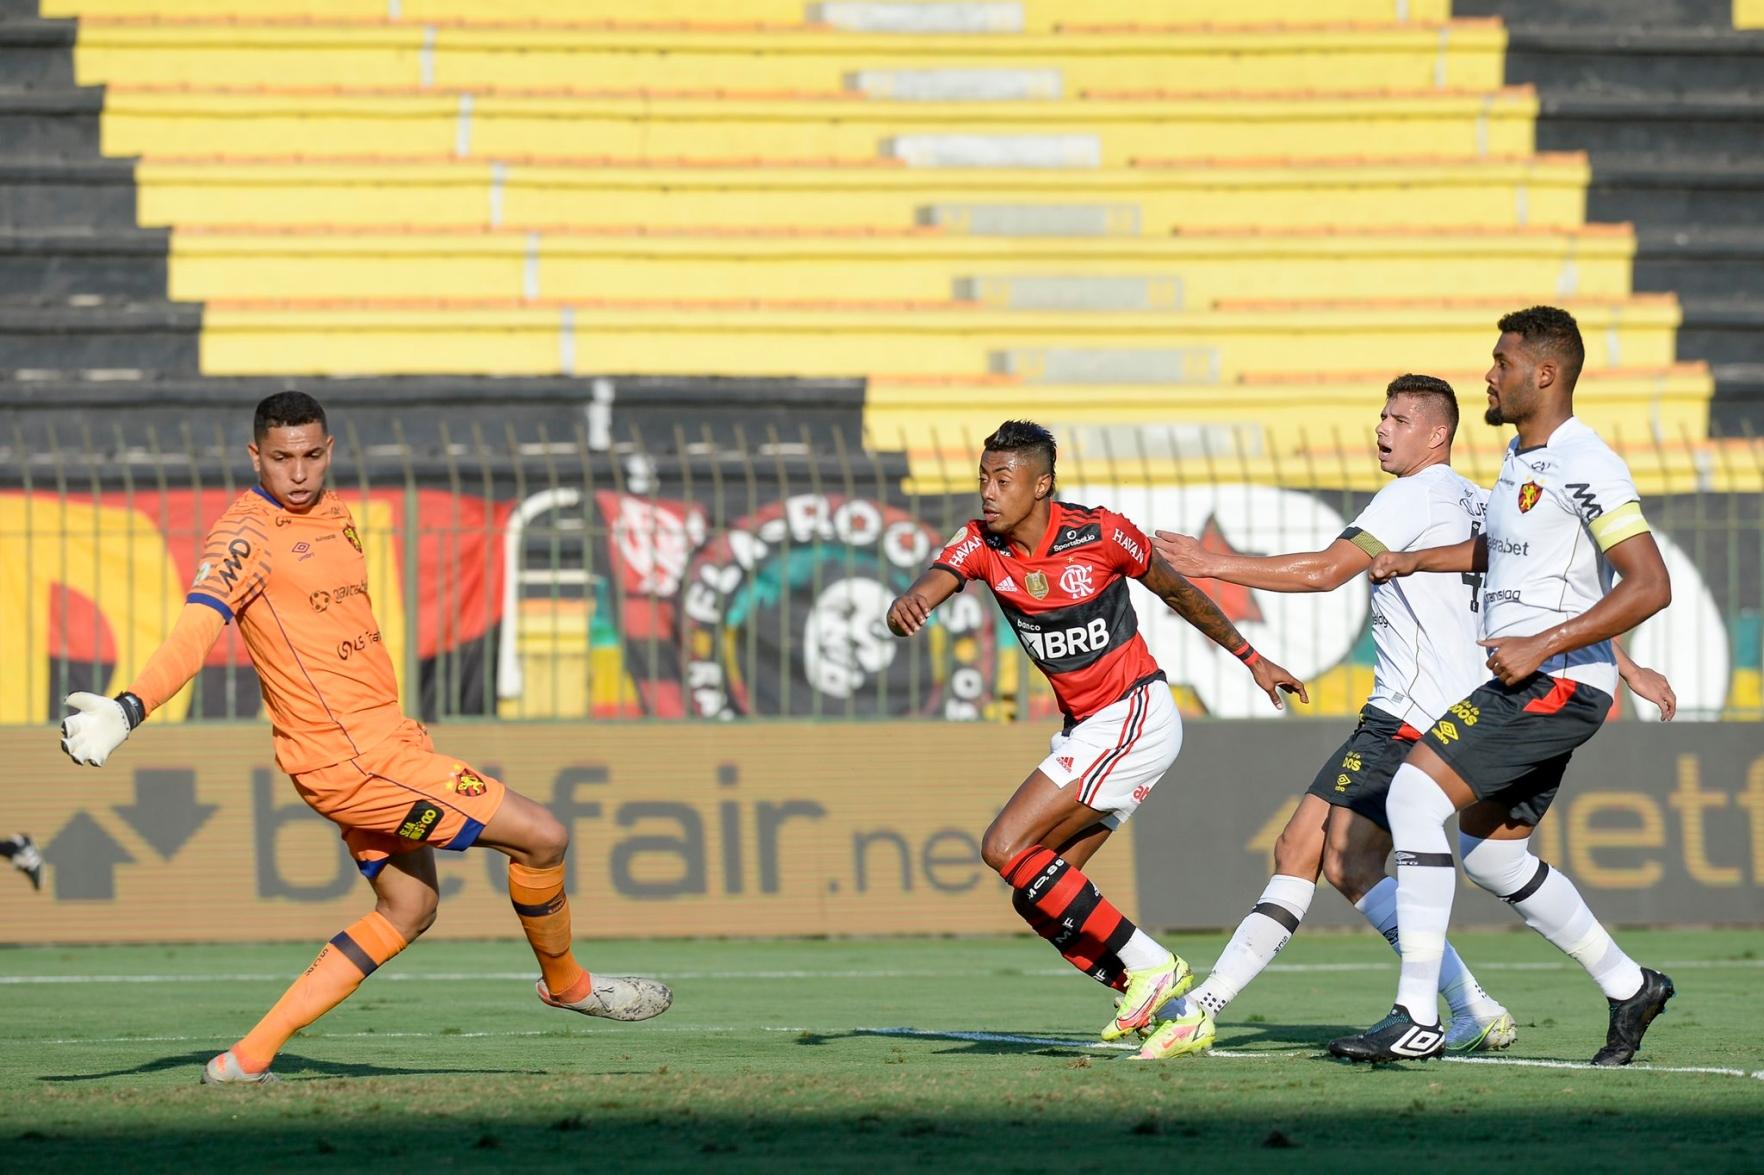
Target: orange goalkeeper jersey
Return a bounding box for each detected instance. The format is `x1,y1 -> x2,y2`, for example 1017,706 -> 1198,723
187,486 -> 403,773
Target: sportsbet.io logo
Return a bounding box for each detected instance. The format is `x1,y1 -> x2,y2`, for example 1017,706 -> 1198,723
680,494 -> 996,720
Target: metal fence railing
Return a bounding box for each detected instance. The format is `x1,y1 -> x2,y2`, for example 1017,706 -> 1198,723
3,411 -> 1759,726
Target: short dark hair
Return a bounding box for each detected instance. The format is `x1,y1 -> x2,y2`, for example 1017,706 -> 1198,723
1386,373 -> 1459,438
1498,305 -> 1584,388
982,419 -> 1057,490
254,391 -> 328,442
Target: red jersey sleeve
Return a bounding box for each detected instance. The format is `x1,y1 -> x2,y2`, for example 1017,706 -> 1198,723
187,510 -> 272,622
930,521 -> 992,589
1103,510 -> 1154,577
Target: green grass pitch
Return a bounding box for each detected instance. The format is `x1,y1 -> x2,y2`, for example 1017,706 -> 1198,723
4,929 -> 1761,1172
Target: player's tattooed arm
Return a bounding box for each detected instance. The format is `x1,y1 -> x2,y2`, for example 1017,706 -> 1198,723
886,567 -> 963,637
1139,554 -> 1246,649
1369,534 -> 1486,582
1141,555 -> 1310,709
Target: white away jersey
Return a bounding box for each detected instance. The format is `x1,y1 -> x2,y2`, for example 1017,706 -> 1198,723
1341,464 -> 1489,731
1482,417 -> 1651,696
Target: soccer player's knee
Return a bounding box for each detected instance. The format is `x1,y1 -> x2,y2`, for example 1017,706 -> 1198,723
1459,833 -> 1535,897
528,808 -> 570,867
381,891 -> 438,940
1322,846 -> 1383,902
1272,825 -> 1320,879
1386,763 -> 1454,835
980,829 -> 1020,875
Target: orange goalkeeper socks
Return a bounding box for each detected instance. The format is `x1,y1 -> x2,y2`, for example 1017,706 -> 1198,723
508,861 -> 591,1004
233,910 -> 410,1071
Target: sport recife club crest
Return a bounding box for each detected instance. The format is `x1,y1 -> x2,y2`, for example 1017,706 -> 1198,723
1517,481 -> 1543,513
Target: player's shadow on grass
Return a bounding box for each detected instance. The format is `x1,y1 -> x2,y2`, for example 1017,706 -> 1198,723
801,1029 -> 1125,1059
1213,1021 -> 1358,1049
40,1050 -> 539,1083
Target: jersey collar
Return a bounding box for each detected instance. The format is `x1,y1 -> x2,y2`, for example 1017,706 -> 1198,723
250,484 -> 285,509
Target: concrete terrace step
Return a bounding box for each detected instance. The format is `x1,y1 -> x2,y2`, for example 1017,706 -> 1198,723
0,85 -> 102,155
0,299 -> 200,370
92,87 -> 1544,165
1534,91 -> 1764,160
1632,226 -> 1764,299
159,224 -> 1638,305
0,226 -> 169,301
62,20 -> 1508,95
0,157 -> 139,228
0,17 -> 77,87
187,295 -> 1682,378
125,154 -> 1594,232
1586,156 -> 1764,226
1501,25 -> 1764,93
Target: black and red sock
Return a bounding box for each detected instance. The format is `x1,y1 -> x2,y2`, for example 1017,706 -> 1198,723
1002,846 -> 1136,990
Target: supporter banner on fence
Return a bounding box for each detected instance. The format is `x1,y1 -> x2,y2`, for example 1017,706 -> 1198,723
5,717 -> 1759,945
0,722 -> 1135,944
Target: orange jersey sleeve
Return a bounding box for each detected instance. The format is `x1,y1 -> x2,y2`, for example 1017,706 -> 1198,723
125,601 -> 226,716
214,487 -> 406,773
188,501 -> 273,620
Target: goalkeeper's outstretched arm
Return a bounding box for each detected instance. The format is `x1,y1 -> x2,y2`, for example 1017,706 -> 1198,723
60,602 -> 226,767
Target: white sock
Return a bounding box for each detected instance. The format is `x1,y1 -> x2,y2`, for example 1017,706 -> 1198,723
1354,876 -> 1502,1020
1386,764 -> 1459,1025
1116,928 -> 1168,972
1460,834 -> 1644,1001
1189,875 -> 1315,1016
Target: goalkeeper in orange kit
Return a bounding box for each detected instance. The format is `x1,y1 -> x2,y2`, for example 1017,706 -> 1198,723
59,392 -> 671,1084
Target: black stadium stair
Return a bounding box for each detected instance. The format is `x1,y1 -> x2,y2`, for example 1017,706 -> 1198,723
1458,0 -> 1764,431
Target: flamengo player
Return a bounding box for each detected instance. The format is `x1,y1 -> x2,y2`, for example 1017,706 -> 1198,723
59,392 -> 671,1084
1150,376 -> 1518,1055
886,421 -> 1306,1056
1330,307 -> 1676,1066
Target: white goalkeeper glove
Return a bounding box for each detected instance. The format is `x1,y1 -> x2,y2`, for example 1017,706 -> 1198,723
60,691 -> 146,767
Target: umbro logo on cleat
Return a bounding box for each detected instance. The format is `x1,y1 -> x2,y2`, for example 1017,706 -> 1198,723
1390,1025 -> 1444,1056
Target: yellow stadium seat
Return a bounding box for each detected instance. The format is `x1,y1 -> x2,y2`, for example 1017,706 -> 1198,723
136,156 -> 1591,232
70,22 -> 1505,95
866,363 -> 1714,476
98,88 -> 1539,165
44,0 -> 1455,31
196,295 -> 1680,379
165,225 -> 1635,305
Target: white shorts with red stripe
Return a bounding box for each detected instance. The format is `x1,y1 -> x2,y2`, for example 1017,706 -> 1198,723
1037,681 -> 1182,829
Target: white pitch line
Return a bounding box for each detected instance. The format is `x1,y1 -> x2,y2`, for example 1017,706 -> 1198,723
861,1027 -> 1764,1080
3,958 -> 1760,985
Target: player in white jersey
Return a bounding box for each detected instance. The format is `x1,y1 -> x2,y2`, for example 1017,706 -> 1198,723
1330,306 -> 1678,1067
1142,376 -> 1515,1058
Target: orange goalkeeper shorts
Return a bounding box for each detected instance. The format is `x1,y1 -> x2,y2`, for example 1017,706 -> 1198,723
291,717 -> 508,880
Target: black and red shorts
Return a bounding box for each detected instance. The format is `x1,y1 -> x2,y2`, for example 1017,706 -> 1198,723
1422,674 -> 1612,826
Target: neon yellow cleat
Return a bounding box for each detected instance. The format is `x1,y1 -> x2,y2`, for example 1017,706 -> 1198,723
1445,1009 -> 1517,1053
1131,1002 -> 1216,1060
1101,953 -> 1192,1042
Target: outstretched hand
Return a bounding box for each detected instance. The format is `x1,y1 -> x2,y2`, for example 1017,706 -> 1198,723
1478,635 -> 1552,686
1250,657 -> 1308,711
1625,662 -> 1677,721
1151,530 -> 1209,578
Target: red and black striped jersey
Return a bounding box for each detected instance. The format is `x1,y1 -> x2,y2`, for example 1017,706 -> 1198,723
932,501 -> 1165,726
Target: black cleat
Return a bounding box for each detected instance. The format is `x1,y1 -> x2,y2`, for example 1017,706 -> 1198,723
4,833 -> 42,891
1327,1006 -> 1446,1063
1591,968 -> 1674,1066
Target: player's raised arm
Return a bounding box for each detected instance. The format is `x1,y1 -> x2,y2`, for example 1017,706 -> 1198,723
1152,531 -> 1370,593
1481,532 -> 1671,686
1138,554 -> 1309,710
1369,533 -> 1486,583
886,567 -> 962,637
60,600 -> 228,767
